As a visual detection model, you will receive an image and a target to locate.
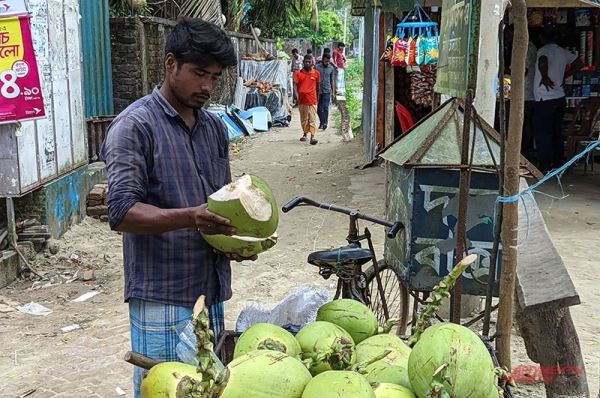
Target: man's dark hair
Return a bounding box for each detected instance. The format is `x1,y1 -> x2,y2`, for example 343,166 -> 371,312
541,23 -> 557,43
304,54 -> 313,61
322,54 -> 331,60
338,42 -> 346,48
307,48 -> 313,54
165,18 -> 237,68
292,48 -> 299,54
323,48 -> 331,55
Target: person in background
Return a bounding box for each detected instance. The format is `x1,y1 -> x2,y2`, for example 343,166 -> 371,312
332,42 -> 347,95
318,47 -> 331,63
533,24 -> 583,173
101,19 -> 253,398
290,48 -> 302,107
332,42 -> 347,70
522,36 -> 538,157
315,53 -> 336,130
290,48 -> 302,73
294,54 -> 320,145
306,48 -> 316,65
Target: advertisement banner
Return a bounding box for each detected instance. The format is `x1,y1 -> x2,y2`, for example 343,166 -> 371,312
0,0 -> 28,17
0,15 -> 45,124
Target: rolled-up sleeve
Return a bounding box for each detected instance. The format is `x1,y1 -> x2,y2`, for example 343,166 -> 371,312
100,116 -> 150,230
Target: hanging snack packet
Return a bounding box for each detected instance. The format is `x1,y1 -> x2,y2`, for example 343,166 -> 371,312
416,36 -> 427,65
392,37 -> 409,67
424,34 -> 439,64
407,37 -> 417,66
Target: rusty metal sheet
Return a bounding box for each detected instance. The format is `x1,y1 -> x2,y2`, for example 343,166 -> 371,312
87,117 -> 114,161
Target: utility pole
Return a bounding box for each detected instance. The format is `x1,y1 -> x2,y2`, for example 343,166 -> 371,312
343,7 -> 348,49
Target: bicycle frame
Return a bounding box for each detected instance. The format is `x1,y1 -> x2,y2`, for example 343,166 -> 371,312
282,196 -> 404,321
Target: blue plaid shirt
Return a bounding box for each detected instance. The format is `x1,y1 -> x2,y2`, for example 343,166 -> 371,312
101,88 -> 232,307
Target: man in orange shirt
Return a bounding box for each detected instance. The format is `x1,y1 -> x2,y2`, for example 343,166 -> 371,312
293,55 -> 321,145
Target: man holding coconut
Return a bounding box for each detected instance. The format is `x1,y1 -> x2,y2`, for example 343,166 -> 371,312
101,19 -> 254,397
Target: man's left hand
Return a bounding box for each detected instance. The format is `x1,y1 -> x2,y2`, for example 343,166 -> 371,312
225,253 -> 258,262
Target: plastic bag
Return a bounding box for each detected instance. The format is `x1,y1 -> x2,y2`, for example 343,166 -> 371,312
175,321 -> 226,370
235,286 -> 330,332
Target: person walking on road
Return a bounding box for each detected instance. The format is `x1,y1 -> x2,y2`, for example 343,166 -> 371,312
315,53 -> 336,130
101,19 -> 256,398
290,48 -> 302,72
294,54 -> 321,145
533,24 -> 583,173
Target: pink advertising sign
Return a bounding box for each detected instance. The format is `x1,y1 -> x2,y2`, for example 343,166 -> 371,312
0,15 -> 45,124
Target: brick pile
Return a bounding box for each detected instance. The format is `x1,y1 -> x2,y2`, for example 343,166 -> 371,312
86,183 -> 109,222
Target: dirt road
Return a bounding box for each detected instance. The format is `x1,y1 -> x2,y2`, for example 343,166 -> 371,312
0,110 -> 598,397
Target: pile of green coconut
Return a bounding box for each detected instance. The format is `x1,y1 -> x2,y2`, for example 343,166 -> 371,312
141,253 -> 510,398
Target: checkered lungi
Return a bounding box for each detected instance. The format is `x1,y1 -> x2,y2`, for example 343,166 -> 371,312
129,298 -> 224,398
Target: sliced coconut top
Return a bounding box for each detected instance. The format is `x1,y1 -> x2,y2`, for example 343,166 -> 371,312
210,175 -> 272,222
232,233 -> 277,242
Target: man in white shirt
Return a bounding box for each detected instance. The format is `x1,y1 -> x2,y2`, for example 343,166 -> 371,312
533,25 -> 583,173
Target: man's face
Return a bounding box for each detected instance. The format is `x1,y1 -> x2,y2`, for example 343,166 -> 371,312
293,52 -> 299,59
303,59 -> 312,71
164,54 -> 223,109
322,58 -> 330,67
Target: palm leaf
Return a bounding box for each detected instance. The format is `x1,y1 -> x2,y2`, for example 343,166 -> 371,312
179,0 -> 222,25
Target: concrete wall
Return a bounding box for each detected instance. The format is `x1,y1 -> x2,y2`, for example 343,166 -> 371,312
110,17 -> 277,113
0,162 -> 106,239
283,38 -> 314,55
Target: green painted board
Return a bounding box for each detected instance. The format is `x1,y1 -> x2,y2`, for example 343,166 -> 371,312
434,0 -> 475,98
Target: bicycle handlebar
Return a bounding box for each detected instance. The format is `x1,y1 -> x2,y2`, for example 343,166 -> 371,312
281,197 -> 404,239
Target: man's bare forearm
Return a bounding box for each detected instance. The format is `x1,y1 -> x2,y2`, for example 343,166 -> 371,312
114,202 -> 195,235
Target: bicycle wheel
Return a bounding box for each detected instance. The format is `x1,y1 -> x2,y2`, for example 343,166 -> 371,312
365,261 -> 410,334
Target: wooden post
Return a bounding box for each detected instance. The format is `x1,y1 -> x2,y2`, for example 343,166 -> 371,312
496,0 -> 527,369
517,307 -> 589,397
384,13 -> 395,211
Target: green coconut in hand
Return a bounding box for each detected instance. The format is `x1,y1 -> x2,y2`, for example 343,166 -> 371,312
202,233 -> 277,258
316,299 -> 378,344
207,175 -> 279,238
233,323 -> 301,359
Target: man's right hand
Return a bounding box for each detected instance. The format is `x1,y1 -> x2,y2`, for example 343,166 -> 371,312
193,204 -> 236,236
540,77 -> 555,91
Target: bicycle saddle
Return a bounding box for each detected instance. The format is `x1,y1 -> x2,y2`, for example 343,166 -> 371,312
308,245 -> 373,268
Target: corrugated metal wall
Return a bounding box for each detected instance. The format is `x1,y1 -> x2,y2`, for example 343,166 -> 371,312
79,0 -> 114,118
